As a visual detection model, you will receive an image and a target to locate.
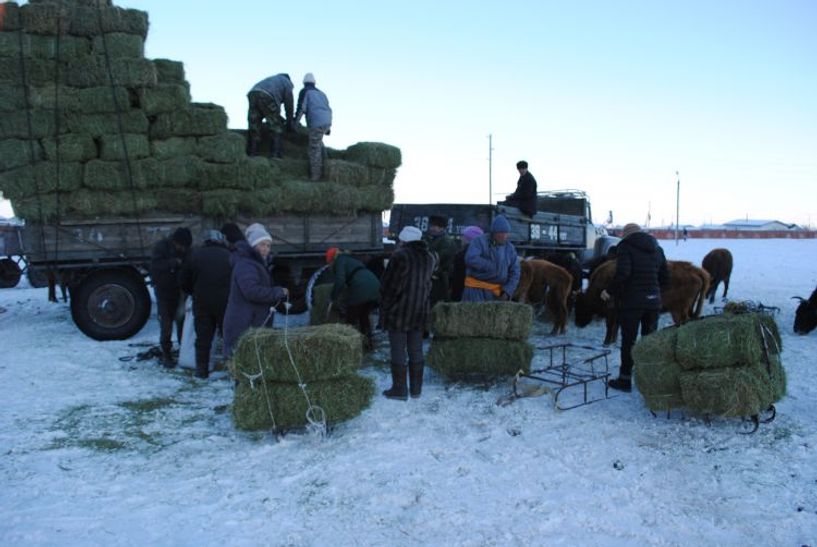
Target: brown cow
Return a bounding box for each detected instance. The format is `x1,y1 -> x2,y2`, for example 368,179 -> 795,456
574,259 -> 710,344
701,248 -> 733,304
513,258 -> 573,335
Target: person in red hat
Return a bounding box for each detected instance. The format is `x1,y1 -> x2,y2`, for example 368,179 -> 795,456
325,247 -> 381,350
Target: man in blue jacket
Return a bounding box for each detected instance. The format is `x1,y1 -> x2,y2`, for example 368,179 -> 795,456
462,215 -> 520,302
247,73 -> 294,157
294,72 -> 332,181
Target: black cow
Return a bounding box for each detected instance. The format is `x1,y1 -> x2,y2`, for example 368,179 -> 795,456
702,248 -> 733,304
793,287 -> 817,334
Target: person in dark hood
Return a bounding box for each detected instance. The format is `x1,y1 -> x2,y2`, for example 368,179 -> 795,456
180,230 -> 233,379
424,215 -> 458,307
501,160 -> 538,217
379,226 -> 436,400
220,222 -> 246,250
149,227 -> 192,367
450,225 -> 484,302
222,223 -> 289,358
602,223 -> 669,392
325,247 -> 381,351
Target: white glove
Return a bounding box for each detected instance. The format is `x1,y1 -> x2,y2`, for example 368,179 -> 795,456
600,289 -> 611,302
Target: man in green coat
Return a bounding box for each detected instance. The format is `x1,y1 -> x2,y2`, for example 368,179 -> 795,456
425,215 -> 458,307
326,247 -> 381,350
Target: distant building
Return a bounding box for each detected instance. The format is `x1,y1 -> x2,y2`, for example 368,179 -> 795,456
723,219 -> 802,231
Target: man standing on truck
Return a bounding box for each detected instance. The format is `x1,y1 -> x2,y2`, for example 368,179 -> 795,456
247,73 -> 294,158
500,161 -> 538,217
150,227 -> 193,367
294,72 -> 332,181
425,215 -> 458,306
462,215 -> 520,302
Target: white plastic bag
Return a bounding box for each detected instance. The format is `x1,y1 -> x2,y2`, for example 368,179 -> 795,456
178,297 -> 196,369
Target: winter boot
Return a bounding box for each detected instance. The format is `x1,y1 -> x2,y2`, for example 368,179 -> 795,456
160,346 -> 176,368
608,375 -> 631,392
383,363 -> 408,401
409,361 -> 424,398
194,360 -> 209,380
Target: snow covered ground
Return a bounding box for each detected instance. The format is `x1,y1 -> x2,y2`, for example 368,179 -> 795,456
1,239 -> 816,546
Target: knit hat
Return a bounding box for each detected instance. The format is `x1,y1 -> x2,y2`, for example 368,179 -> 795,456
326,247 -> 339,263
490,215 -> 511,233
461,225 -> 484,243
220,222 -> 245,244
245,223 -> 272,247
171,227 -> 192,247
202,229 -> 225,243
398,226 -> 423,243
303,72 -> 316,84
516,160 -> 528,169
622,223 -> 641,238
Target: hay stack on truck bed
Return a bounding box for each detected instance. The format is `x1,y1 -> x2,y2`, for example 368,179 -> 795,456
389,190 -> 618,270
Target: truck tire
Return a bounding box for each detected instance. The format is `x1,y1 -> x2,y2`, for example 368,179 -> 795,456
26,266 -> 50,288
70,269 -> 151,341
0,258 -> 22,288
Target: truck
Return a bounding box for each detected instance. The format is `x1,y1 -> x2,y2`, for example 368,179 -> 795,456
388,190 -> 619,277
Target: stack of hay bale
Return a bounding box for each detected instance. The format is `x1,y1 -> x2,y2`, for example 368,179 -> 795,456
0,0 -> 399,221
309,283 -> 346,326
230,323 -> 374,431
429,302 -> 534,380
634,312 -> 786,417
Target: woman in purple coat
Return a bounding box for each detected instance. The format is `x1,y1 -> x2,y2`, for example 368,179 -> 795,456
222,223 -> 289,357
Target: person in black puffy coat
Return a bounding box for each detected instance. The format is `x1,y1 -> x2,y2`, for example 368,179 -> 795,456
602,223 -> 669,391
149,227 -> 192,367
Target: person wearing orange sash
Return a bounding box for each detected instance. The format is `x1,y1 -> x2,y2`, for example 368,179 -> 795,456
462,215 -> 520,302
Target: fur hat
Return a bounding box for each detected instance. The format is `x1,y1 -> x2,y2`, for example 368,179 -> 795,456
622,223 -> 641,238
490,215 -> 511,233
171,227 -> 192,247
516,160 -> 528,169
326,247 -> 340,263
303,72 -> 316,84
398,226 -> 422,243
245,223 -> 272,247
461,225 -> 484,243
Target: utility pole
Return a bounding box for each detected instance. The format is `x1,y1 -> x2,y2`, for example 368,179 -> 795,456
675,170 -> 680,246
487,134 -> 493,205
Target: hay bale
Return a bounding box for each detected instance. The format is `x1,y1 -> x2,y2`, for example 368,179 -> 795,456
272,157 -> 310,179
0,32 -> 89,58
679,359 -> 786,418
76,86 -> 131,114
324,159 -> 370,186
232,324 -> 363,383
19,2 -> 68,35
675,314 -> 781,371
64,188 -> 156,217
0,139 -> 43,171
277,180 -> 364,215
152,59 -> 186,84
63,109 -> 148,136
98,133 -> 150,160
429,337 -> 533,380
198,158 -> 277,191
40,134 -> 97,162
0,84 -> 81,112
150,137 -> 197,159
0,3 -> 21,31
0,58 -> 55,85
431,302 -> 533,341
344,142 -> 402,169
90,32 -> 144,59
0,161 -> 82,199
137,84 -> 191,116
357,184 -> 394,212
153,188 -> 201,214
137,155 -> 201,188
149,103 -> 228,139
368,167 -> 397,187
232,374 -> 374,431
67,6 -> 149,38
201,189 -> 242,217
240,187 -> 283,216
0,109 -> 59,139
83,159 -> 146,190
197,133 -> 245,164
64,57 -> 157,88
309,283 -> 346,325
633,327 -> 684,410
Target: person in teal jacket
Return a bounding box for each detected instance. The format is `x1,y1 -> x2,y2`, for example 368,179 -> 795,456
326,247 -> 381,350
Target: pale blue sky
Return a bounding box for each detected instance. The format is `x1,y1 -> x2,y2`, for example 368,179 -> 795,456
3,0 -> 816,227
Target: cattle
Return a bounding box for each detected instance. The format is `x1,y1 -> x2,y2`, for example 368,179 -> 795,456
513,258 -> 573,335
574,259 -> 710,345
701,248 -> 733,304
793,287 -> 817,334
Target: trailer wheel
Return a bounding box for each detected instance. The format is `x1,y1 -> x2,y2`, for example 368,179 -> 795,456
0,258 -> 22,288
71,270 -> 151,341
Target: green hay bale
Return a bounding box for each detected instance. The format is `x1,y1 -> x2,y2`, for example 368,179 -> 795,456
41,134 -> 97,162
149,103 -> 228,139
201,189 -> 242,217
137,155 -> 201,188
0,139 -> 43,171
98,133 -> 150,161
429,337 -> 533,381
149,137 -> 197,159
19,2 -> 66,35
64,57 -> 157,88
309,284 -> 346,325
0,85 -> 81,112
675,313 -> 782,371
232,375 -> 374,431
240,187 -> 283,216
77,86 -> 131,114
67,6 -> 149,38
197,133 -> 245,164
63,109 -> 148,137
232,324 -> 363,383
368,167 -> 397,187
633,327 -> 685,411
0,161 -> 82,199
64,188 -> 156,217
0,3 -> 21,31
679,358 -> 787,418
0,109 -> 59,139
90,32 -> 144,59
272,157 -> 310,179
431,301 -> 533,341
345,142 -> 402,169
0,58 -> 56,85
196,162 -> 244,191
152,59 -> 186,84
357,184 -> 394,212
324,159 -> 370,186
137,84 -> 191,116
0,32 -> 89,58
83,159 -> 147,190
277,180 -> 361,215
153,188 -> 201,214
